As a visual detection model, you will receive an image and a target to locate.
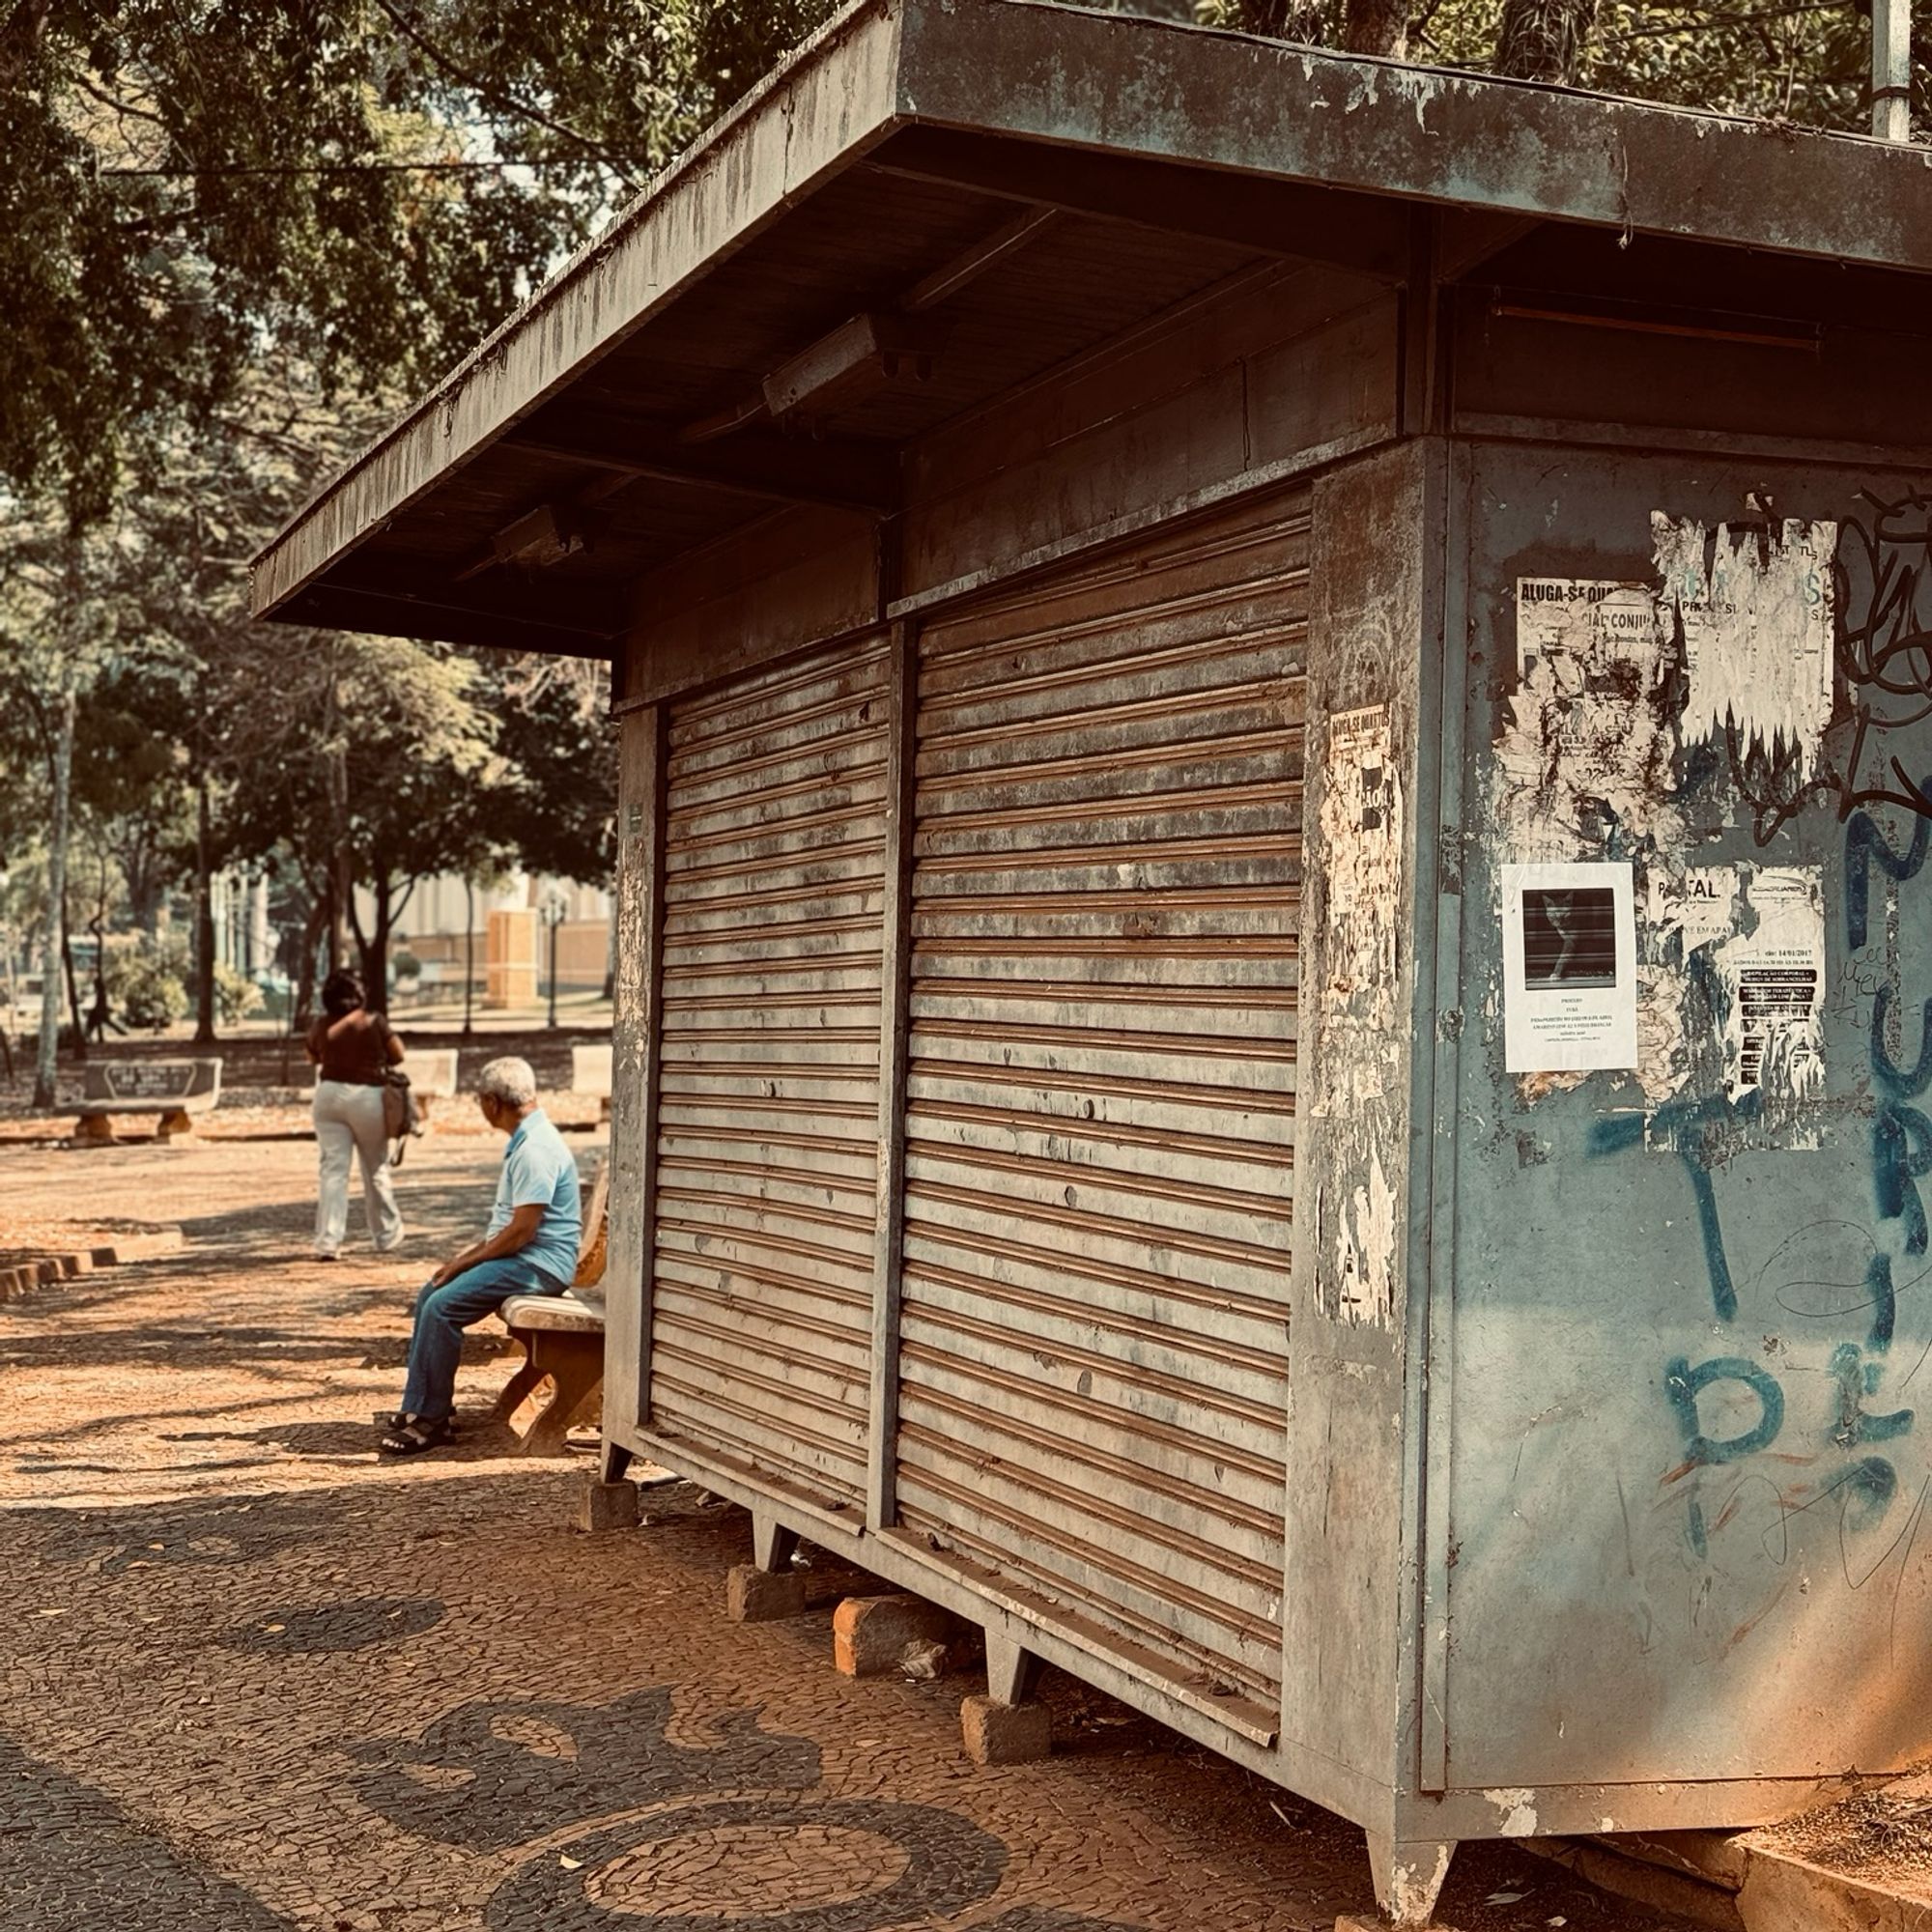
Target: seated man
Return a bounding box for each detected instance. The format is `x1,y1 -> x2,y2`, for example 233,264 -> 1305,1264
379,1056 -> 581,1456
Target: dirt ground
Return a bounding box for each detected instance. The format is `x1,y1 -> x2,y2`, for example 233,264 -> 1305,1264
0,1129 -> 1746,1932
1744,1766 -> 1932,1901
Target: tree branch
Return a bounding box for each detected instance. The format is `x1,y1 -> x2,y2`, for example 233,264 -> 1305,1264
366,0 -> 639,192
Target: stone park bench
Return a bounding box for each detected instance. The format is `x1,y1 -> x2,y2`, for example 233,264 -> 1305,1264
570,1042 -> 612,1121
74,1059 -> 222,1144
400,1048 -> 459,1122
491,1155 -> 612,1456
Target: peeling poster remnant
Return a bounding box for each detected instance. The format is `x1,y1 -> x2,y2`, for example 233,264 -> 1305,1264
1316,703 -> 1403,1329
1501,861 -> 1637,1072
1332,1150 -> 1398,1329
1496,531 -> 1837,1147
1651,515 -> 1835,777
1321,703 -> 1401,1025
1647,865 -> 1827,1142
1498,580 -> 1679,863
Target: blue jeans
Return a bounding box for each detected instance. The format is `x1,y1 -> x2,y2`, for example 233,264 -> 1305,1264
400,1255 -> 566,1422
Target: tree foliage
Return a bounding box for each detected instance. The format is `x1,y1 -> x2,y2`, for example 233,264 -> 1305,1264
1205,0 -> 1926,124
6,0 -> 1924,1076
1,0 -> 841,526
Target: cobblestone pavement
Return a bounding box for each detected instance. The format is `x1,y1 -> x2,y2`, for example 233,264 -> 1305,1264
0,1134 -> 1700,1932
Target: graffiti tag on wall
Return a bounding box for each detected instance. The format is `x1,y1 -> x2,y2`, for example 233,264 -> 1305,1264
1505,494 -> 1932,1583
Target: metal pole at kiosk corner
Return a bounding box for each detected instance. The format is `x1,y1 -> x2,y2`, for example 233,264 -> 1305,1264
1872,0 -> 1914,141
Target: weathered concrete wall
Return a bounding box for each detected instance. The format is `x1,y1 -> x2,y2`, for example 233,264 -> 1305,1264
619,508 -> 883,710
1444,445 -> 1932,1809
1280,439 -> 1442,1842
900,266 -> 1395,606
601,705 -> 665,1451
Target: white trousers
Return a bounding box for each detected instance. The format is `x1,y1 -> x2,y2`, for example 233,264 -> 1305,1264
312,1079 -> 405,1256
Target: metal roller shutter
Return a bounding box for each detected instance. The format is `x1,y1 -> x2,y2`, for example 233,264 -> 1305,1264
648,634 -> 892,1507
896,497 -> 1306,1715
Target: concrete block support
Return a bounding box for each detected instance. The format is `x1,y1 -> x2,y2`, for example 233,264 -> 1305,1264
832,1594 -> 956,1678
577,1479 -> 640,1533
960,1693 -> 1052,1766
727,1565 -> 809,1622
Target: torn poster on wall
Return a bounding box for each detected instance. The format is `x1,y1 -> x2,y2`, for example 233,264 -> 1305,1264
1651,516 -> 1835,778
1331,1151 -> 1398,1330
1502,861 -> 1638,1072
1648,865 -> 1827,1133
1497,581 -> 1679,864
1321,703 -> 1401,1027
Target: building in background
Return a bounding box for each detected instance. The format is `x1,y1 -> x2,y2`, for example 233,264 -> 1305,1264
209,868 -> 273,980
375,872 -> 611,1009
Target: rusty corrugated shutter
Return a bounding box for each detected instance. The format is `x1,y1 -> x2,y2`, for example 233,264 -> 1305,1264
895,496 -> 1306,1715
647,635 -> 891,1507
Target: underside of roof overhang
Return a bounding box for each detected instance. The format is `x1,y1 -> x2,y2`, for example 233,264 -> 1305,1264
251,0 -> 1932,659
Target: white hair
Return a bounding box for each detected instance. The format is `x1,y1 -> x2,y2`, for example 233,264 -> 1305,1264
476,1056 -> 539,1107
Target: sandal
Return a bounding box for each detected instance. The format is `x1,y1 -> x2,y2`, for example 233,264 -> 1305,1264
378,1416 -> 453,1456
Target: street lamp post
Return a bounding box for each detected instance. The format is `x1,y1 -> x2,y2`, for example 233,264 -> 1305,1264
539,890 -> 568,1031
462,878 -> 475,1038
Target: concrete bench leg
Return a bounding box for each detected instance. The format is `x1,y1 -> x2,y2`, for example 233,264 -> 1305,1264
489,1350 -> 544,1426
73,1115 -> 116,1145
511,1333 -> 603,1457
155,1109 -> 196,1141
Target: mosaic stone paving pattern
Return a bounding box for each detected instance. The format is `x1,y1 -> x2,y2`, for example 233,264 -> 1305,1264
0,1135 -> 1703,1931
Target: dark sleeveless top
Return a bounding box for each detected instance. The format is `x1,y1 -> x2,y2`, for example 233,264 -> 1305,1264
308,1009 -> 395,1087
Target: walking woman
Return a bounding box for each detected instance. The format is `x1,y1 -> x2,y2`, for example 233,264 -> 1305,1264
306,969 -> 406,1260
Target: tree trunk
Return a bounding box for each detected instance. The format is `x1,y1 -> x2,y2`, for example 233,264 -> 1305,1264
32,685 -> 76,1109
193,777 -> 217,1044
463,877 -> 475,1037
326,729 -> 353,975
284,890 -> 327,1083
352,870 -> 390,1009
293,889 -> 327,1032
90,852 -> 112,1041
1494,0 -> 1597,81
603,883 -> 616,1003
1340,0 -> 1407,56
61,903 -> 85,1060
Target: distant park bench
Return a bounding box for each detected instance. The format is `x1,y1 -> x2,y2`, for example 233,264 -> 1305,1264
493,1156 -> 611,1456
404,1048 -> 460,1117
74,1059 -> 222,1145
571,1043 -> 612,1120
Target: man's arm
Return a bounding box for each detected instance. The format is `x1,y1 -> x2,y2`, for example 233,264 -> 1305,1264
431,1204 -> 544,1288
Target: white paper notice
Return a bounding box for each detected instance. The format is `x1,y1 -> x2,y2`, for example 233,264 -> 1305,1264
1516,578 -> 1660,678
1723,869 -> 1826,1101
1502,861 -> 1638,1072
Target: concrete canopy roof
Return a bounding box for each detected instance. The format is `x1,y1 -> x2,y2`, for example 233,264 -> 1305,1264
251,0 -> 1932,656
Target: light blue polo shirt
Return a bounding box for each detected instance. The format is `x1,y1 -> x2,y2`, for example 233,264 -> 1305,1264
488,1108 -> 581,1287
